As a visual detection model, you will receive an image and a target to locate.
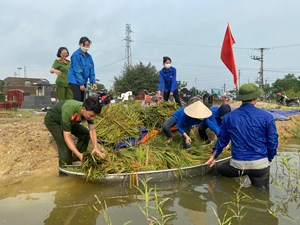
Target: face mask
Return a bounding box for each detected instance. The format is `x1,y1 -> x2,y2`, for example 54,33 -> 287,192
164,63 -> 171,69
80,47 -> 89,53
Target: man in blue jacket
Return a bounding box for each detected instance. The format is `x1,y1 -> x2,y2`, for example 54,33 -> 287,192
205,83 -> 278,189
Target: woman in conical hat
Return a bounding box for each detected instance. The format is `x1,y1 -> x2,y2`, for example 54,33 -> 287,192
162,100 -> 212,149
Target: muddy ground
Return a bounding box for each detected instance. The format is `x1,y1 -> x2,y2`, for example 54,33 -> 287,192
0,102 -> 299,184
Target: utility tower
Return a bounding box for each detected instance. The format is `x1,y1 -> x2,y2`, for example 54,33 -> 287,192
124,23 -> 133,69
251,48 -> 269,90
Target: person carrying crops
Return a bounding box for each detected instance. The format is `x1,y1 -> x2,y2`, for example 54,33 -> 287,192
162,100 -> 212,149
44,97 -> 106,175
157,56 -> 181,106
198,104 -> 231,145
205,83 -> 278,189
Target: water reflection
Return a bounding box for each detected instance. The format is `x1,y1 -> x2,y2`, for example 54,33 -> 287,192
0,145 -> 299,225
43,181 -> 144,225
149,176 -> 278,225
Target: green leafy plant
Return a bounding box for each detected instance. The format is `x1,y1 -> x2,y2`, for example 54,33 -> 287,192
134,178 -> 176,225
213,179 -> 251,225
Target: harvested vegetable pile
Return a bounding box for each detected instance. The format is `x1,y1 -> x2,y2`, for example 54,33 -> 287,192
94,103 -> 143,145
80,101 -> 231,181
94,101 -> 178,146
138,101 -> 178,128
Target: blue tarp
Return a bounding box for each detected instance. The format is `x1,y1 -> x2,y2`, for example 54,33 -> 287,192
231,108 -> 300,121
267,110 -> 300,121
114,128 -> 149,151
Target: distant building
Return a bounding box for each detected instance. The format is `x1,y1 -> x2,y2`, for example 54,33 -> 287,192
3,77 -> 56,98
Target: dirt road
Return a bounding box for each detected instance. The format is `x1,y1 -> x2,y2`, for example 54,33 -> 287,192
0,113 -> 57,183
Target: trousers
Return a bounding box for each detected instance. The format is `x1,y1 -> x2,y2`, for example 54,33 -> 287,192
69,84 -> 85,102
163,89 -> 181,107
214,160 -> 270,189
56,84 -> 73,101
44,115 -> 90,166
162,116 -> 192,149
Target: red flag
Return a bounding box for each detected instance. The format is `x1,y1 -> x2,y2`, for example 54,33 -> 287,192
221,24 -> 238,87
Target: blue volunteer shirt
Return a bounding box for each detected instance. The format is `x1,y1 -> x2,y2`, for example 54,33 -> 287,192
172,108 -> 202,134
158,66 -> 178,93
213,103 -> 278,162
204,106 -> 222,136
68,48 -> 96,87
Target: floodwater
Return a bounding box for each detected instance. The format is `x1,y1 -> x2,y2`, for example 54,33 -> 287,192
0,141 -> 299,225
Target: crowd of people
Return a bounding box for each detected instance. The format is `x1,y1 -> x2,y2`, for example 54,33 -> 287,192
46,40 -> 278,189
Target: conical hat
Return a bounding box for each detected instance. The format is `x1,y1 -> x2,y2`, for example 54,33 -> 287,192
184,100 -> 212,119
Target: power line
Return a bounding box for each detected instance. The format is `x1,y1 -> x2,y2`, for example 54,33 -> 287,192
267,43 -> 300,49
97,58 -> 124,71
134,38 -> 300,50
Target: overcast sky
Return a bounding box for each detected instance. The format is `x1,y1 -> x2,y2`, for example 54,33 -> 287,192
1,0 -> 300,92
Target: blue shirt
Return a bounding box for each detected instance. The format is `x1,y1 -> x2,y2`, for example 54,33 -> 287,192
172,108 -> 202,134
213,103 -> 278,162
158,66 -> 178,93
204,106 -> 223,136
68,48 -> 96,86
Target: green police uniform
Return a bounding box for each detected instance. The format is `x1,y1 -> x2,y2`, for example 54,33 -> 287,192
51,59 -> 73,100
44,100 -> 93,166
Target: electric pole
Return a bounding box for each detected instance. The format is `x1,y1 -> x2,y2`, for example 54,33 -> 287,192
17,67 -> 22,77
24,66 -> 27,77
251,48 -> 269,90
124,23 -> 133,69
238,69 -> 241,88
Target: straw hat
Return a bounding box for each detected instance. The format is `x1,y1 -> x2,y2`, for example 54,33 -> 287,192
184,100 -> 212,119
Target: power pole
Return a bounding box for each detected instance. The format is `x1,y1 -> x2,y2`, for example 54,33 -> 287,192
17,67 -> 22,77
238,69 -> 241,88
124,23 -> 133,69
251,48 -> 269,90
24,66 -> 27,77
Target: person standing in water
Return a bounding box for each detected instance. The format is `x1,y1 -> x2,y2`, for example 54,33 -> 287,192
205,83 -> 278,189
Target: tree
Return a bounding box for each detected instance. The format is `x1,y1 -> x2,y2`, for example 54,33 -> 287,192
263,82 -> 272,99
86,81 -> 106,92
0,80 -> 4,92
95,82 -> 106,92
177,81 -> 187,90
113,62 -> 159,95
272,73 -> 300,97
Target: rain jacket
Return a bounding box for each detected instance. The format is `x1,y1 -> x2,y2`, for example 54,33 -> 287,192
68,48 -> 96,87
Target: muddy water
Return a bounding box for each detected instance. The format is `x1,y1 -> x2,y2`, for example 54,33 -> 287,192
0,142 -> 299,225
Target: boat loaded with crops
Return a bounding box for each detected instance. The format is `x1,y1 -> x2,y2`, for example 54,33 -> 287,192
59,101 -> 231,184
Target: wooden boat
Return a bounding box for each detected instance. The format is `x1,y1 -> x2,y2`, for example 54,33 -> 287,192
59,157 -> 231,184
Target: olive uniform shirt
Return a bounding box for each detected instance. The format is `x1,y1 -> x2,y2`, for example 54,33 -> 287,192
52,59 -> 71,87
46,100 -> 93,131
